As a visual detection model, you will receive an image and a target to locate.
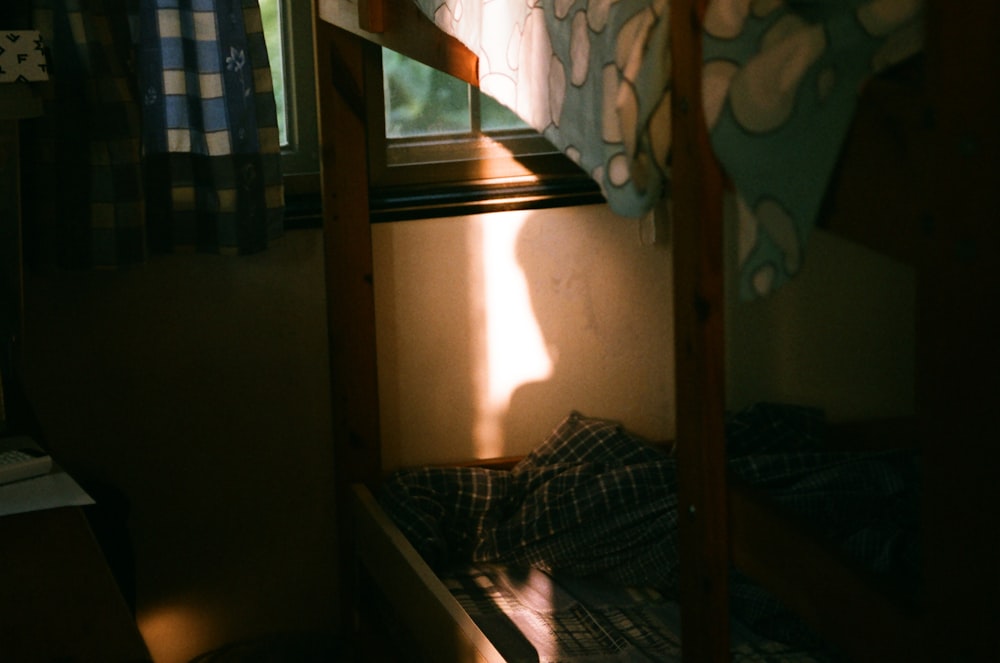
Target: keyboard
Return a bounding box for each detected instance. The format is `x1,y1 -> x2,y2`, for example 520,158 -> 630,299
0,438 -> 53,485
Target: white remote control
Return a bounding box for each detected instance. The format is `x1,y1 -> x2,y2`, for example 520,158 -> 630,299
0,439 -> 53,485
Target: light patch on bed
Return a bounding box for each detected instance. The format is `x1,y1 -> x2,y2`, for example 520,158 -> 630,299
473,213 -> 553,458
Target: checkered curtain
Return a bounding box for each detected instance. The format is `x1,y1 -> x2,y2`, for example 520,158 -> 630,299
23,0 -> 283,268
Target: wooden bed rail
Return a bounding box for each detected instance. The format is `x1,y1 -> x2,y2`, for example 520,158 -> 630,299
351,484 -> 505,662
729,480 -> 922,663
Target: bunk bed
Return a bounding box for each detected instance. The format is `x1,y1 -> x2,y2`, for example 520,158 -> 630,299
312,0 -> 1000,660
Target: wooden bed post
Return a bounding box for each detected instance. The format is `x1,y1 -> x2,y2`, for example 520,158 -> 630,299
669,1 -> 729,661
313,10 -> 384,632
918,3 -> 1000,661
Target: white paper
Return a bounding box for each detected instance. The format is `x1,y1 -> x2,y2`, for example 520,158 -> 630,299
0,468 -> 95,517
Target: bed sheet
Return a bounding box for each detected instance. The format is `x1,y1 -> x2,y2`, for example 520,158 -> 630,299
380,405 -> 921,647
443,563 -> 835,662
410,0 -> 924,298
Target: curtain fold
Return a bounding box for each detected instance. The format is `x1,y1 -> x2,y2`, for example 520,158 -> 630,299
23,0 -> 283,269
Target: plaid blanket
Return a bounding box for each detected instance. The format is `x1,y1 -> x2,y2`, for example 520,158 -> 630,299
379,404 -> 919,645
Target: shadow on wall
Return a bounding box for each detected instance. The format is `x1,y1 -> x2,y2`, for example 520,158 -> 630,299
503,209 -> 675,450
372,204 -> 675,468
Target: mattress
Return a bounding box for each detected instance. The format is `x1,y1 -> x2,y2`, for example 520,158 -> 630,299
442,563 -> 836,662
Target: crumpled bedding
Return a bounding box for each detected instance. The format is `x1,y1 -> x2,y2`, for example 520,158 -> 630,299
379,403 -> 919,645
409,0 -> 925,298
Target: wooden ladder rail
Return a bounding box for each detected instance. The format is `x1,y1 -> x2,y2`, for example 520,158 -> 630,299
917,3 -> 1000,661
669,0 -> 729,661
312,0 -> 480,645
313,10 -> 382,634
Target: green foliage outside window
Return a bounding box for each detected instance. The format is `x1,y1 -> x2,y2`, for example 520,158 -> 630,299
259,0 -> 287,145
382,48 -> 529,139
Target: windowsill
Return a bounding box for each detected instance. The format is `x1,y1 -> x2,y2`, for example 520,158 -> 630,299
369,177 -> 605,223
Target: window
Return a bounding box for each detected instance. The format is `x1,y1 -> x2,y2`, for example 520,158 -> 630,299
260,0 -> 319,196
260,5 -> 599,219
368,48 -> 602,221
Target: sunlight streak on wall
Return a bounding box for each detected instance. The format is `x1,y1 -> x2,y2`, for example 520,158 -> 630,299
473,212 -> 553,458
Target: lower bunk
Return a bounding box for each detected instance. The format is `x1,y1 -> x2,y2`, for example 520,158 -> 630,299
349,406 -> 920,662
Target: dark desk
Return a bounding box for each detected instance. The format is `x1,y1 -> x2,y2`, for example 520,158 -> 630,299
1,506 -> 151,662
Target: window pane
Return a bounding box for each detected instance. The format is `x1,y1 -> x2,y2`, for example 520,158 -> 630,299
259,0 -> 287,146
382,48 -> 471,138
480,92 -> 530,132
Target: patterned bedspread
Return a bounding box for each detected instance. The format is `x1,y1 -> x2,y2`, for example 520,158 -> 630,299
379,404 -> 920,648
443,563 -> 833,661
409,0 -> 925,298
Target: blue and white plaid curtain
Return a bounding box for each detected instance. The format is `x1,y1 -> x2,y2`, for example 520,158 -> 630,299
24,0 -> 283,268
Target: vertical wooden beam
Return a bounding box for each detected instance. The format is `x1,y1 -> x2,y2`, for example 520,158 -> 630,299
312,8 -> 383,631
918,3 -> 1000,661
669,1 -> 729,661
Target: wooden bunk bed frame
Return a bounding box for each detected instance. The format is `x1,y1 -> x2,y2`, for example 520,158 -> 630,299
312,0 -> 1000,660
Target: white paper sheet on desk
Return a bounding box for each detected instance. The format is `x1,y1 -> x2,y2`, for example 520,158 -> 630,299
0,468 -> 95,517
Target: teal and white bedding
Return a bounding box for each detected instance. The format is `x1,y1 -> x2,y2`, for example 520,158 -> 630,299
410,0 -> 924,297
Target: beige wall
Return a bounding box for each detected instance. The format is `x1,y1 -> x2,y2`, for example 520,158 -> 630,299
725,226 -> 915,422
20,230 -> 337,663
374,203 -> 915,468
373,205 -> 676,468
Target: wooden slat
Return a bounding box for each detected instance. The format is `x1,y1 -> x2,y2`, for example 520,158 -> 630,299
669,1 -> 729,661
351,485 -> 506,663
313,17 -> 384,627
316,0 -> 479,86
729,481 -> 921,663
315,17 -> 382,506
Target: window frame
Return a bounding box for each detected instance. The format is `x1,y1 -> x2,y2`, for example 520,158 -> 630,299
364,45 -> 603,222
272,0 -> 319,196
